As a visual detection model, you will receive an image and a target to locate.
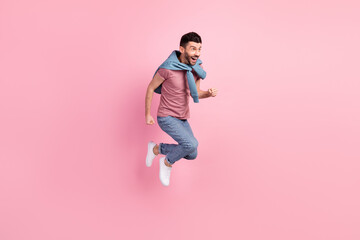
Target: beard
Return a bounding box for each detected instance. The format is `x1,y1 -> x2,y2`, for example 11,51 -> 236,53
184,52 -> 194,65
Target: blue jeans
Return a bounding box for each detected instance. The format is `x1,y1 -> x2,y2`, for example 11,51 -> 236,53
157,116 -> 198,165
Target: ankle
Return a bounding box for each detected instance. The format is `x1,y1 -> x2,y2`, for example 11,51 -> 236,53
164,159 -> 172,167
153,145 -> 159,155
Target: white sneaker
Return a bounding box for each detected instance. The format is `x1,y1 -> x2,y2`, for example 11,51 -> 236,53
159,157 -> 172,186
146,141 -> 157,167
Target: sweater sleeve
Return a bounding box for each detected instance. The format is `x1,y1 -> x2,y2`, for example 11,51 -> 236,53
194,64 -> 204,80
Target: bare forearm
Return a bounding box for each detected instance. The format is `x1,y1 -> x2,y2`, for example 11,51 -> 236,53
198,89 -> 211,99
145,86 -> 154,116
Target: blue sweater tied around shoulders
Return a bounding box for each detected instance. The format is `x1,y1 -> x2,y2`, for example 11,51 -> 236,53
152,50 -> 206,103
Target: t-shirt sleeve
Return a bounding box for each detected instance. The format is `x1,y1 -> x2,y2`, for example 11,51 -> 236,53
157,68 -> 170,81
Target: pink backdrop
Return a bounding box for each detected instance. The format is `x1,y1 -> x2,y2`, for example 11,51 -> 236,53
1,0 -> 359,239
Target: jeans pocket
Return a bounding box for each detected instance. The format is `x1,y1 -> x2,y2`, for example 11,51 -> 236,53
157,116 -> 172,128
157,116 -> 170,121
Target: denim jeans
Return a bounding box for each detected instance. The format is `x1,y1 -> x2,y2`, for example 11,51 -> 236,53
157,116 -> 198,165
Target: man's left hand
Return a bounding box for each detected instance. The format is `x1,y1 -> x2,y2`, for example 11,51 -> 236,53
208,88 -> 218,97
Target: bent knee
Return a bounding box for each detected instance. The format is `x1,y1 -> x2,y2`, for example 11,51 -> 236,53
181,137 -> 198,154
187,138 -> 198,152
186,149 -> 198,160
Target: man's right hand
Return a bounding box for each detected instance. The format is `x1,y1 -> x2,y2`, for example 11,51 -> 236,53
146,115 -> 155,125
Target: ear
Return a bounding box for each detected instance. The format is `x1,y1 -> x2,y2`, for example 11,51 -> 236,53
179,45 -> 185,54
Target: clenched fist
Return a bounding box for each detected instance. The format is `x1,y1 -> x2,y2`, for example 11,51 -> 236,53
208,88 -> 218,97
146,115 -> 155,125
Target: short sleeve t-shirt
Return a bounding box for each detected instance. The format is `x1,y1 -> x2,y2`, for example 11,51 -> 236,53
156,66 -> 202,119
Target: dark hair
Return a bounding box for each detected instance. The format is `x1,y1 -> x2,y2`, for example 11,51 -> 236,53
180,32 -> 202,48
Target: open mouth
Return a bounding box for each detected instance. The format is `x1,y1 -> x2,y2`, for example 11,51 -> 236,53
191,57 -> 198,62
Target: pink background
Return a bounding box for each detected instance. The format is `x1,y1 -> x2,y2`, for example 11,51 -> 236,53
1,0 -> 359,239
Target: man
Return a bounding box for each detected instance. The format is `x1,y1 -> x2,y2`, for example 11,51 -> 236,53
145,32 -> 218,186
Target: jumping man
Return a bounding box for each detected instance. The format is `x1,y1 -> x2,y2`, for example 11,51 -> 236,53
145,32 -> 218,186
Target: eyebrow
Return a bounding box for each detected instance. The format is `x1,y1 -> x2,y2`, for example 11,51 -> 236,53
190,46 -> 202,49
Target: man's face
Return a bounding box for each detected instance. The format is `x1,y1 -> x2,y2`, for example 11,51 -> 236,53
180,41 -> 202,65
